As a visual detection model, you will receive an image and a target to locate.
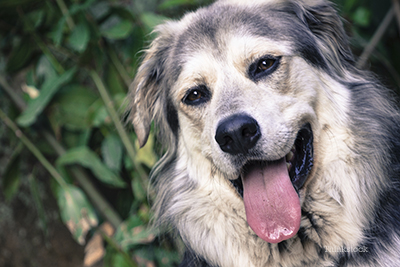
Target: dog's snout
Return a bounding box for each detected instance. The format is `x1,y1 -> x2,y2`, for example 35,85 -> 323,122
215,114 -> 261,155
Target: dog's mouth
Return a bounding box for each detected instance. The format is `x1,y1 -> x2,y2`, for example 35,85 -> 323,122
231,124 -> 313,243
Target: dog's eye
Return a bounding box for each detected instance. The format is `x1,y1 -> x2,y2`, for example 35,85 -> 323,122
249,56 -> 281,81
187,90 -> 202,101
258,59 -> 275,71
182,85 -> 211,106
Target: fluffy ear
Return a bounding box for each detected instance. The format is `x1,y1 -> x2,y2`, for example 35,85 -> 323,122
127,25 -> 175,148
296,0 -> 355,71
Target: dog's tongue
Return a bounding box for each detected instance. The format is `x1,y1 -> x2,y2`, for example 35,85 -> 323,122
242,158 -> 301,243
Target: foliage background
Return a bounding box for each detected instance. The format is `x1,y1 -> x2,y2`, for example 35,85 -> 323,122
0,0 -> 399,266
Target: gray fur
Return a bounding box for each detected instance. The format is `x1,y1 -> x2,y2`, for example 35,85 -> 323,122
127,0 -> 400,266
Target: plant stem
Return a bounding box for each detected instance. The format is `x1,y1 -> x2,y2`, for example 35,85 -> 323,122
0,75 -> 27,110
55,0 -> 75,31
392,0 -> 400,36
0,108 -> 69,190
108,48 -> 132,88
33,34 -> 66,74
89,70 -> 148,185
356,7 -> 394,69
28,172 -> 49,244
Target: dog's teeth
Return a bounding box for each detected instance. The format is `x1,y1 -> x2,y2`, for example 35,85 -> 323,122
286,151 -> 294,162
286,162 -> 292,171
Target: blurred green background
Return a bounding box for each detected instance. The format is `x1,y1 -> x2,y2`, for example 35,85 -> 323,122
0,0 -> 399,266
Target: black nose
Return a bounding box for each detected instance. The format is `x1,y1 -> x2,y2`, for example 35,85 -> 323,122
215,114 -> 261,155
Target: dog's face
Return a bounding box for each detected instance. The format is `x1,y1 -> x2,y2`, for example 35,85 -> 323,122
172,28 -> 322,242
174,34 -> 318,175
129,0 -> 353,246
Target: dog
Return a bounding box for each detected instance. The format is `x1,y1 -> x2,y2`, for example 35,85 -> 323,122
127,0 -> 400,266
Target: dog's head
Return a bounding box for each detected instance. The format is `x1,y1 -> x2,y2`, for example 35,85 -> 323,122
128,0 -> 354,244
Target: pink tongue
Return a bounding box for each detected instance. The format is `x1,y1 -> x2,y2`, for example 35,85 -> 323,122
242,158 -> 301,243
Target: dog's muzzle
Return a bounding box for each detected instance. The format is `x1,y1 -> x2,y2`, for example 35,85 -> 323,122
214,115 -> 314,244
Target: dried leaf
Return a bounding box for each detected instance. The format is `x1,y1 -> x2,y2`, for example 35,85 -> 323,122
84,222 -> 115,267
56,185 -> 98,245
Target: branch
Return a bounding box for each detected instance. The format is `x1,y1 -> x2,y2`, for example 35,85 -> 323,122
0,75 -> 27,110
89,70 -> 148,186
0,108 -> 68,190
356,7 -> 394,69
55,0 -> 75,31
392,0 -> 400,36
108,48 -> 132,88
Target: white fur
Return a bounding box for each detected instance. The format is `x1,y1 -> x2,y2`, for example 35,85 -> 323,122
129,0 -> 400,266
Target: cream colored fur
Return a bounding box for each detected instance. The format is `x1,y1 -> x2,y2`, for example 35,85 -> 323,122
128,0 -> 400,266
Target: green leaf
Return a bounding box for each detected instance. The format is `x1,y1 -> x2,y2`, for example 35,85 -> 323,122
36,55 -> 57,81
352,7 -> 370,27
101,18 -> 133,40
56,184 -> 98,245
68,22 -> 90,52
53,85 -> 98,130
60,130 -> 92,152
57,146 -> 126,188
6,37 -> 35,73
27,9 -> 45,28
88,1 -> 110,20
115,215 -> 156,249
88,101 -> 110,127
343,0 -> 357,13
49,18 -> 66,46
102,134 -> 123,171
104,248 -> 132,267
69,0 -> 97,15
131,178 -> 146,202
16,67 -> 77,127
140,12 -> 168,32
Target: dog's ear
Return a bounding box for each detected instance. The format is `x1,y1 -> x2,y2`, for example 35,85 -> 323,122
296,0 -> 355,70
127,26 -> 174,148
